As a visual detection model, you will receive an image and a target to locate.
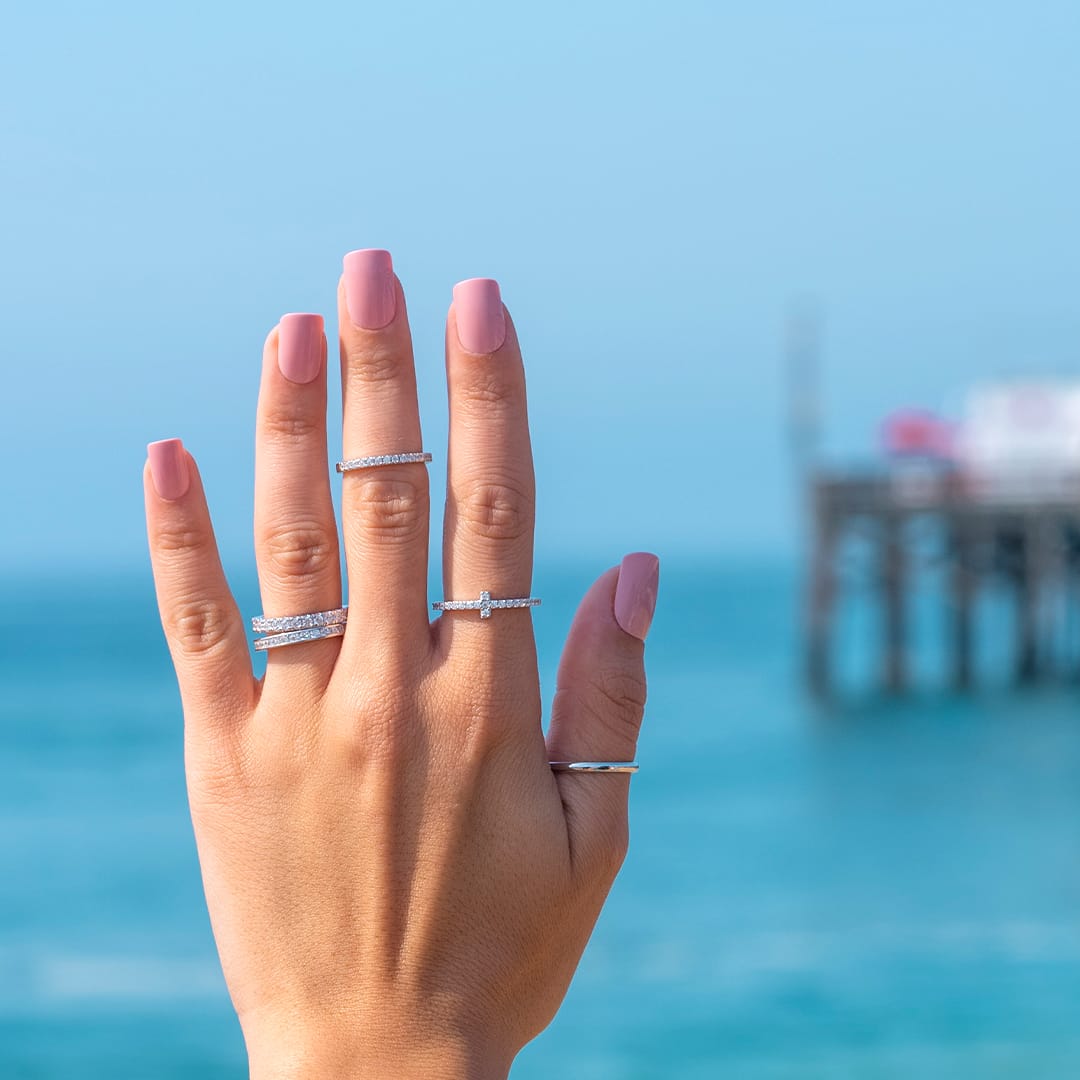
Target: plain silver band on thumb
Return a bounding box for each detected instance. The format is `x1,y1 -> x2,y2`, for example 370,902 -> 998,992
548,761 -> 639,774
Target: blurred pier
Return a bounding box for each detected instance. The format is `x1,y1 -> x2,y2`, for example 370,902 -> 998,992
806,466 -> 1080,697
786,308 -> 1080,696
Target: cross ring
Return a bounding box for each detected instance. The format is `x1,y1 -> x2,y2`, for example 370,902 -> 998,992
432,591 -> 541,619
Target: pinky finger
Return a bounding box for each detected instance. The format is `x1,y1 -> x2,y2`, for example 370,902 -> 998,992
144,439 -> 255,725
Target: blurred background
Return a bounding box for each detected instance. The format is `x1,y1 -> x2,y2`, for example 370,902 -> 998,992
3,1 -> 1080,1076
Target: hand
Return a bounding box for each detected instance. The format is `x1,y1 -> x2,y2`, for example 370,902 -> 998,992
142,251 -> 659,1079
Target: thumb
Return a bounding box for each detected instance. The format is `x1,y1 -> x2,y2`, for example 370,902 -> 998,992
547,552 -> 660,881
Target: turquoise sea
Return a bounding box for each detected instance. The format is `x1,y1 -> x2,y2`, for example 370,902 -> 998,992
5,559 -> 1080,1078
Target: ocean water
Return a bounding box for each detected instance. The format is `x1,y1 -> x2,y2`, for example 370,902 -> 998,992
4,559 -> 1080,1078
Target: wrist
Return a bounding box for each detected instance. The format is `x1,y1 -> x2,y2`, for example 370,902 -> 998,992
244,1015 -> 513,1080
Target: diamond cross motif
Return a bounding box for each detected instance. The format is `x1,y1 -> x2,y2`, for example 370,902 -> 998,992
431,592 -> 539,618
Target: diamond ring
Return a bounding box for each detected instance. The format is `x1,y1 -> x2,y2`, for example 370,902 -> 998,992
252,606 -> 348,651
432,591 -> 541,620
252,607 -> 348,634
253,624 -> 346,651
336,451 -> 433,473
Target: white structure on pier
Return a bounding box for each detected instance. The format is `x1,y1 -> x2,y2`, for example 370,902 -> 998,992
954,381 -> 1080,502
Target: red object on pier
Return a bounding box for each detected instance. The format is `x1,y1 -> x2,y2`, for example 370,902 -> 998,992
880,409 -> 954,458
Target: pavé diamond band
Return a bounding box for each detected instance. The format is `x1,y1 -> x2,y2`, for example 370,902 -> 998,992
252,606 -> 348,651
252,607 -> 349,634
549,762 -> 640,774
432,591 -> 541,620
253,623 -> 346,651
336,451 -> 433,473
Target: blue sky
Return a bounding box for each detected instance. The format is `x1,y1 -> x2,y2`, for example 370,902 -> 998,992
2,1 -> 1078,571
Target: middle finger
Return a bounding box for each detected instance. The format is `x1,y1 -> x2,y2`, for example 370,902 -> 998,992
337,249 -> 432,665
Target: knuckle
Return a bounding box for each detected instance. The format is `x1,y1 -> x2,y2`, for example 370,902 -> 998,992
260,404 -> 322,442
252,711 -> 324,789
454,477 -> 534,544
349,474 -> 428,543
261,522 -> 339,580
456,368 -> 522,417
593,665 -> 649,721
329,685 -> 418,766
447,688 -> 523,765
361,706 -> 409,764
187,727 -> 255,801
167,597 -> 236,658
553,664 -> 647,748
345,339 -> 406,386
154,520 -> 210,559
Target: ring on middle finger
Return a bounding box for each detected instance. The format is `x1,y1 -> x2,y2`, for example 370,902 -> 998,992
336,451 -> 433,473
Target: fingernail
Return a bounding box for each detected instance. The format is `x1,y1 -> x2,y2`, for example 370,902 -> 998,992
147,439 -> 191,501
343,249 -> 395,329
614,552 -> 660,640
277,313 -> 324,384
453,278 -> 505,354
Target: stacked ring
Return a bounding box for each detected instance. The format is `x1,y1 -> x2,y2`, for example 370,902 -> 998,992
252,607 -> 349,634
252,607 -> 348,651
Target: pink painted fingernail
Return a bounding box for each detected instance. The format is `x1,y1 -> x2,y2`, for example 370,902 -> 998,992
343,249 -> 395,329
614,552 -> 660,640
453,278 -> 505,354
277,313 -> 324,384
147,439 -> 191,501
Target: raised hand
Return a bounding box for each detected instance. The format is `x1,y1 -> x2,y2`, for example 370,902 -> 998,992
143,251 -> 659,1079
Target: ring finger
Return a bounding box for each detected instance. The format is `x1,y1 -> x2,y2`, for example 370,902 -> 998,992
440,278 -> 537,670
253,313 -> 343,680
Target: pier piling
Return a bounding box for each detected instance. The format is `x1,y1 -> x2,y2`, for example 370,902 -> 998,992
805,469 -> 1080,696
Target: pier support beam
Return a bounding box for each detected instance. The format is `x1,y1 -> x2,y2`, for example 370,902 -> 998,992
1043,515 -> 1066,681
806,506 -> 837,699
950,516 -> 974,691
881,513 -> 907,694
1016,519 -> 1040,685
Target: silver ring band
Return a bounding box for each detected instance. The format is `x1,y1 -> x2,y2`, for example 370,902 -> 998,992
253,624 -> 346,651
432,590 -> 541,620
252,607 -> 348,634
336,451 -> 432,473
549,761 -> 639,774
